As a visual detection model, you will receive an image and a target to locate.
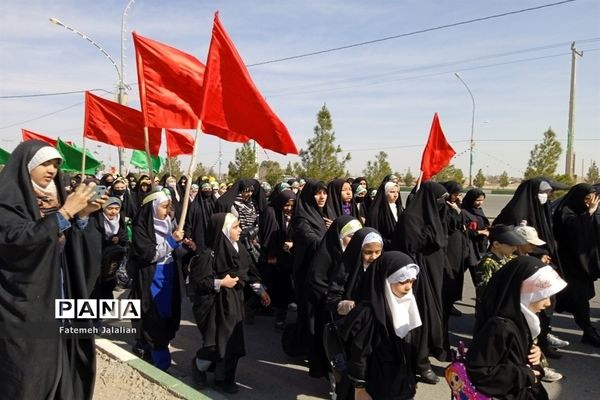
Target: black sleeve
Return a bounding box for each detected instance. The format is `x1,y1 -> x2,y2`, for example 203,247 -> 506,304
325,261 -> 347,314
188,250 -> 217,295
341,306 -> 376,384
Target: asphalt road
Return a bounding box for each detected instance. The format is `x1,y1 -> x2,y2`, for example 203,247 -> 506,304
104,193 -> 600,399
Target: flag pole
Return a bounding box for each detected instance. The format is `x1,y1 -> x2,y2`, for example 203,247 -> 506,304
416,171 -> 423,192
143,126 -> 154,181
177,120 -> 200,232
81,136 -> 87,178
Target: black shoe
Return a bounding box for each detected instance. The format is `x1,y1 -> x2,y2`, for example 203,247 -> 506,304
450,306 -> 462,317
542,346 -> 562,359
582,327 -> 600,348
215,379 -> 239,394
419,369 -> 440,384
190,358 -> 207,389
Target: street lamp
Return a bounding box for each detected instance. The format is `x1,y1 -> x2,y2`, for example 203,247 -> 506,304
50,0 -> 136,176
454,72 -> 475,187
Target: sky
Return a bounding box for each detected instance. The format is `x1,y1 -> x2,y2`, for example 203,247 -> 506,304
1,0 -> 599,180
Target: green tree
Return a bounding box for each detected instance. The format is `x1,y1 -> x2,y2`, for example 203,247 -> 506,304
260,160 -> 284,186
403,168 -> 415,187
284,162 -> 295,177
158,157 -> 183,178
586,161 -> 599,184
432,164 -> 465,184
499,171 -> 510,188
473,168 -> 486,188
297,104 -> 351,181
362,151 -> 392,187
228,142 -> 258,181
524,127 -> 562,179
192,162 -> 209,181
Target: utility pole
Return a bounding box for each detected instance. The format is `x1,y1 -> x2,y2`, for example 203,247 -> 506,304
218,139 -> 223,181
565,42 -> 583,178
254,140 -> 259,179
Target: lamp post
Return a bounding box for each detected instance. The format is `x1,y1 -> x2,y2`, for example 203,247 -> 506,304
50,0 -> 136,176
454,72 -> 475,187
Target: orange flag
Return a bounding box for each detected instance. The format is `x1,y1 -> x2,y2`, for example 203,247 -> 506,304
133,32 -> 205,129
200,12 -> 298,155
420,113 -> 456,180
22,129 -> 57,147
165,129 -> 195,157
84,92 -> 161,155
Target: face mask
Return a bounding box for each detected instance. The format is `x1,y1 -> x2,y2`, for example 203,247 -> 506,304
355,196 -> 365,203
201,191 -> 213,199
538,193 -> 548,205
112,189 -> 125,196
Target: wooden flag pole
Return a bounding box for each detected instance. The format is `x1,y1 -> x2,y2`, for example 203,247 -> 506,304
81,136 -> 87,178
177,120 -> 200,232
415,171 -> 423,192
143,126 -> 154,182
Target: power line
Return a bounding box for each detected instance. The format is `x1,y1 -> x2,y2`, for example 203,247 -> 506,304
247,0 -> 578,66
0,101 -> 83,130
0,88 -> 114,99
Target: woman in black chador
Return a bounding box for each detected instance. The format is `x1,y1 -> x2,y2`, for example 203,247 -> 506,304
324,178 -> 359,220
366,179 -> 403,250
553,183 -> 600,347
336,251 -> 420,400
467,256 -> 566,400
0,140 -> 105,400
393,181 -> 449,384
461,188 -> 490,284
188,213 -> 252,394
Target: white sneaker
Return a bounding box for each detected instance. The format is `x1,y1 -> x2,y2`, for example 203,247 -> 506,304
542,367 -> 563,382
547,333 -> 570,348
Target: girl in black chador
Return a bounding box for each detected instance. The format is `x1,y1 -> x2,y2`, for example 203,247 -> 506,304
336,251 -> 421,400
0,140 -> 106,400
324,178 -> 360,220
553,183 -> 600,347
467,256 -> 566,400
366,179 -> 404,250
461,188 -> 490,285
188,213 -> 254,394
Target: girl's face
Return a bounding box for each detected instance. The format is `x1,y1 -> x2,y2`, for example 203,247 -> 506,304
282,199 -> 295,216
30,159 -> 60,188
359,180 -> 367,188
112,181 -> 126,192
584,192 -> 596,208
390,279 -> 415,298
473,195 -> 485,209
517,243 -> 536,255
341,233 -> 354,249
140,180 -> 151,192
386,185 -> 399,203
449,192 -> 461,203
528,297 -> 551,313
166,177 -> 177,187
314,188 -> 327,208
493,242 -> 517,257
341,182 -> 353,202
155,201 -> 170,220
229,220 -> 242,242
103,204 -> 121,220
361,242 -> 383,266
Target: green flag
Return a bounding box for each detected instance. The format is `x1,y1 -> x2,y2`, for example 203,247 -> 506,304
0,147 -> 11,165
56,138 -> 101,174
130,150 -> 163,173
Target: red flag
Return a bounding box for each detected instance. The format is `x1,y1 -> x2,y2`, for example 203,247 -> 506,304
200,12 -> 298,155
84,92 -> 161,155
420,113 -> 456,180
22,129 -> 57,147
133,32 -> 205,129
165,129 -> 195,157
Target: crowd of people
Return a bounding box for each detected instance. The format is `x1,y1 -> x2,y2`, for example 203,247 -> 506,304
0,139 -> 599,400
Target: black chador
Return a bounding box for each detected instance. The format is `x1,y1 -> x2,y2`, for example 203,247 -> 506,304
324,179 -> 359,220
0,140 -> 102,400
366,180 -> 403,250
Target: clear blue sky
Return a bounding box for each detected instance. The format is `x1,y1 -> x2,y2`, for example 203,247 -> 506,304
1,0 -> 599,179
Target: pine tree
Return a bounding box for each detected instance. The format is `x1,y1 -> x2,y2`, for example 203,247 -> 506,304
297,104 -> 351,181
586,161 -> 599,184
192,162 -> 209,181
228,142 -> 258,181
524,127 -> 562,179
363,151 -> 392,188
260,160 -> 284,186
403,168 -> 415,187
499,171 -> 510,188
473,168 -> 486,188
158,158 -> 183,178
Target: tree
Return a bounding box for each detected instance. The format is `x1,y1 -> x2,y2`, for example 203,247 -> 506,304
524,127 -> 562,179
362,151 -> 392,188
228,142 -> 258,182
586,161 -> 600,184
403,168 -> 415,187
432,164 -> 465,184
284,162 -> 295,177
260,160 -> 284,186
192,162 -> 209,181
499,171 -> 510,188
473,168 -> 486,188
297,104 -> 351,181
158,157 -> 183,178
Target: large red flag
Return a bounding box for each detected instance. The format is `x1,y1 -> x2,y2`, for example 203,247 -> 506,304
133,32 -> 205,129
200,12 -> 298,155
84,92 -> 161,155
420,113 -> 456,180
22,129 -> 57,147
165,129 -> 195,157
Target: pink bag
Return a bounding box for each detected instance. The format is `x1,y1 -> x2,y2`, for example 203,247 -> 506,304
444,342 -> 491,400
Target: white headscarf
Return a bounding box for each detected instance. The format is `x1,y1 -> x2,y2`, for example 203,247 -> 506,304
339,219 -> 363,250
385,182 -> 399,221
520,265 -> 567,338
150,190 -> 172,242
361,232 -> 383,270
27,146 -> 63,173
222,212 -> 239,252
384,264 -> 422,338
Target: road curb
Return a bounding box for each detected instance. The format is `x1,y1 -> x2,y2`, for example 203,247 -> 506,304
95,338 -> 225,400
